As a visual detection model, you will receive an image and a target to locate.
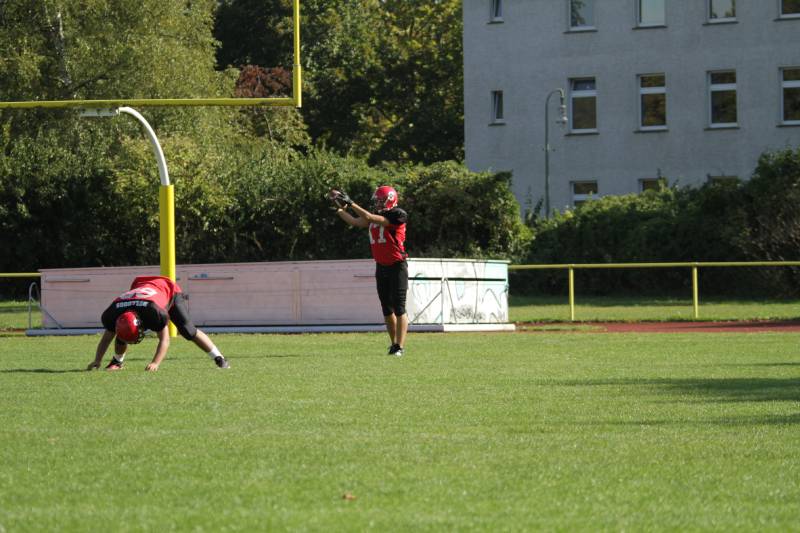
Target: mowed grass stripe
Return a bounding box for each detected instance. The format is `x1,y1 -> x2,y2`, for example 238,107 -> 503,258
1,332 -> 798,531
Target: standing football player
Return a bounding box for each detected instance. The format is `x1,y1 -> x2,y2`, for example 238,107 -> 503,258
330,186 -> 409,357
87,275 -> 230,372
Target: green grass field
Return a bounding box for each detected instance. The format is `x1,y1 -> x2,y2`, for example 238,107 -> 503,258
1,330 -> 799,531
0,300 -> 40,330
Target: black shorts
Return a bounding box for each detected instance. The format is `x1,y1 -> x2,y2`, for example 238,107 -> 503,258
375,261 -> 408,317
101,293 -> 198,340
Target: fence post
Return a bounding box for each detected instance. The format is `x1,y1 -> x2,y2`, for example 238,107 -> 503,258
569,266 -> 575,322
692,265 -> 699,319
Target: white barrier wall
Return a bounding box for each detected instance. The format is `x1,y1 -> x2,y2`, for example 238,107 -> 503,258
37,259 -> 512,332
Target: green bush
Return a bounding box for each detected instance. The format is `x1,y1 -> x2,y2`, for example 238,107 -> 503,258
394,162 -> 531,260
169,150 -> 531,265
516,147 -> 800,297
0,132 -> 529,297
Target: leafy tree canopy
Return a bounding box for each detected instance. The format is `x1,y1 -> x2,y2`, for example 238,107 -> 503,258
214,0 -> 464,165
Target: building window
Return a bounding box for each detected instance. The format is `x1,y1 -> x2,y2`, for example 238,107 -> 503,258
491,90 -> 505,123
638,0 -> 666,26
490,0 -> 503,22
570,0 -> 595,29
640,178 -> 665,192
569,78 -> 597,132
708,71 -> 737,127
709,0 -> 736,22
572,181 -> 598,206
780,0 -> 800,17
782,68 -> 800,124
639,74 -> 667,129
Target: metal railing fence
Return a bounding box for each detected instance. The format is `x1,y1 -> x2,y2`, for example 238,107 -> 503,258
509,261 -> 800,321
6,264 -> 800,324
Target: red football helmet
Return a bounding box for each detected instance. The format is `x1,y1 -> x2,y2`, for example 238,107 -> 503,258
115,311 -> 144,344
371,185 -> 398,212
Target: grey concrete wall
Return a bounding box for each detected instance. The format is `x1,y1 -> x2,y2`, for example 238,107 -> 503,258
464,0 -> 800,213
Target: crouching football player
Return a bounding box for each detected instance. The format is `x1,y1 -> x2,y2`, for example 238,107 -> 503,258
87,275 -> 230,372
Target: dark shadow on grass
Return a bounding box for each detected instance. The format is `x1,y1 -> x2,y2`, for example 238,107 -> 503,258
543,377 -> 800,404
582,413 -> 800,427
540,377 -> 800,426
220,353 -> 314,359
716,362 -> 800,367
0,368 -> 86,374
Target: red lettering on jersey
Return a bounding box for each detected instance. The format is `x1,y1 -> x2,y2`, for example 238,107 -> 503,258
113,276 -> 181,310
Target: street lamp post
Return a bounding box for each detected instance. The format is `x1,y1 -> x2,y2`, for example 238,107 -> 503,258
544,89 -> 568,218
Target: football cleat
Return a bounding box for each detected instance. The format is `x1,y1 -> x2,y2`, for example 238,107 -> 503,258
214,356 -> 230,369
388,344 -> 403,357
105,358 -> 124,371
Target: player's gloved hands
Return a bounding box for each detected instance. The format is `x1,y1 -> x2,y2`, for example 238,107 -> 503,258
328,189 -> 352,210
87,361 -> 101,371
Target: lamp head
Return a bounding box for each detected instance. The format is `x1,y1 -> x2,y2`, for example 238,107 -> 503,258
557,104 -> 568,125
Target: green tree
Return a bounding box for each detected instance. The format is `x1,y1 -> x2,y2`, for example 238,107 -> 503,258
1,0 -> 239,138
362,0 -> 464,164
213,0 -> 464,165
0,0 -> 250,272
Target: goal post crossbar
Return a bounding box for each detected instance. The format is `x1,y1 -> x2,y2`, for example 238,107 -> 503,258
0,97 -> 296,110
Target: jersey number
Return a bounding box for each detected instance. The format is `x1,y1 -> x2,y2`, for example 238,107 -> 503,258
119,287 -> 157,299
369,223 -> 387,244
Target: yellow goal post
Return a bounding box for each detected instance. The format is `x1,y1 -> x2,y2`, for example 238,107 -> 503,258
0,0 -> 303,335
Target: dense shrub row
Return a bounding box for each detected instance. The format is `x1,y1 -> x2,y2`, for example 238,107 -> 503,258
0,127 -> 530,298
1,121 -> 798,300
516,147 -> 800,297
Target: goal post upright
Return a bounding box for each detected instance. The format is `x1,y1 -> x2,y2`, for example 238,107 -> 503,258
293,0 -> 302,108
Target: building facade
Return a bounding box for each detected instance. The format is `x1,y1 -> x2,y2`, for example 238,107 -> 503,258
463,0 -> 800,214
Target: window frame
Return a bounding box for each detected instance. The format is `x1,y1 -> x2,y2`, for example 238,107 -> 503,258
569,0 -> 596,31
708,70 -> 738,128
707,0 -> 737,23
779,0 -> 800,19
490,0 -> 504,22
491,90 -> 505,124
637,0 -> 666,27
781,67 -> 800,125
639,178 -> 665,192
638,73 -> 667,131
571,180 -> 599,207
568,77 -> 598,133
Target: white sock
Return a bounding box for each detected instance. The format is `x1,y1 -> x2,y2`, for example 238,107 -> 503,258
114,354 -> 126,363
207,347 -> 223,360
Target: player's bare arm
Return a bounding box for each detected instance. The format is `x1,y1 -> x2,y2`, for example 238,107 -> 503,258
145,327 -> 171,372
336,206 -> 369,228
348,202 -> 391,226
88,330 -> 116,370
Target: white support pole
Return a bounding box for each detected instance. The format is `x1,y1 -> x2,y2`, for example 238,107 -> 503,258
118,107 -> 170,186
